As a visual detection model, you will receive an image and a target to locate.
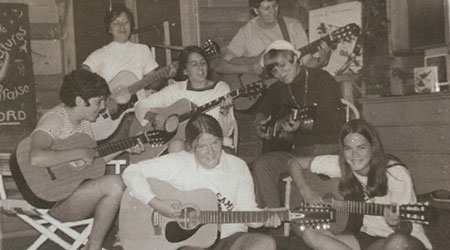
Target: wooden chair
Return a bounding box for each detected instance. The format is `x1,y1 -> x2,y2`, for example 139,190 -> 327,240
0,153 -> 105,250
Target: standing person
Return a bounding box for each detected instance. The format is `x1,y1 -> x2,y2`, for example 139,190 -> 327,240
122,113 -> 280,250
252,40 -> 345,208
214,0 -> 329,77
28,69 -> 143,250
289,119 -> 432,250
134,45 -> 236,154
82,3 -> 159,100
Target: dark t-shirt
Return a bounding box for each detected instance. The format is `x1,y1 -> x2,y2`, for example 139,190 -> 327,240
257,66 -> 345,150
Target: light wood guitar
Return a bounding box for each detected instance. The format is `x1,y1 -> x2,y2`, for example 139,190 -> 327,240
9,130 -> 172,208
119,178 -> 335,250
128,81 -> 264,163
299,170 -> 433,235
91,40 -> 220,141
220,23 -> 360,111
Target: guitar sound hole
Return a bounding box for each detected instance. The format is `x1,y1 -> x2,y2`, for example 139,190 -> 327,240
177,206 -> 200,230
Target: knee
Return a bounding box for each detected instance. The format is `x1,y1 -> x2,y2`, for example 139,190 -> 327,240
384,233 -> 416,250
247,233 -> 276,250
106,176 -> 125,197
168,139 -> 185,153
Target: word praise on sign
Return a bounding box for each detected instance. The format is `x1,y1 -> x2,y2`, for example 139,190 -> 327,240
0,3 -> 36,152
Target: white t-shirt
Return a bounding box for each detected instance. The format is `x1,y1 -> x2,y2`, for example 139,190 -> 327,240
134,80 -> 235,139
83,41 -> 158,99
310,155 -> 432,249
227,16 -> 309,57
122,150 -> 259,238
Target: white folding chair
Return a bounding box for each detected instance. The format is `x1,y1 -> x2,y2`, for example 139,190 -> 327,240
0,153 -> 103,250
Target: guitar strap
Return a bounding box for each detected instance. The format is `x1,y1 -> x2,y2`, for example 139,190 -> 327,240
277,15 -> 291,43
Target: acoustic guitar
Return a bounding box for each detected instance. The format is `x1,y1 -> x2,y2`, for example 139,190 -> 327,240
91,39 -> 220,141
299,170 -> 432,235
262,103 -> 317,151
9,130 -> 172,208
119,178 -> 335,250
128,81 -> 264,163
220,23 -> 360,111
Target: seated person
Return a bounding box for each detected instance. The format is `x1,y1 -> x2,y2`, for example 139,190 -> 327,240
29,69 -> 143,250
134,45 -> 235,153
288,119 -> 432,250
252,40 -> 345,208
122,113 -> 280,250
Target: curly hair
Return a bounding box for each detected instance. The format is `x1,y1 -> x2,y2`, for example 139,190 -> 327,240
60,69 -> 110,107
104,4 -> 135,34
337,119 -> 390,200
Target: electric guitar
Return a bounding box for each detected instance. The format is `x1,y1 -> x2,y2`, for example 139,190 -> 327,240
119,178 -> 335,250
220,23 -> 360,111
128,81 -> 264,163
91,39 -> 220,141
299,170 -> 433,235
9,130 -> 172,209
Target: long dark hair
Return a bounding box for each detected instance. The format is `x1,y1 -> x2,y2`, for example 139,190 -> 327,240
185,114 -> 223,150
338,119 -> 390,200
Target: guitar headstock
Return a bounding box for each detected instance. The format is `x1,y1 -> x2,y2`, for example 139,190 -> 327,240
201,39 -> 220,60
293,103 -> 318,121
399,202 -> 435,225
238,81 -> 265,98
330,23 -> 360,43
141,130 -> 174,146
290,203 -> 336,231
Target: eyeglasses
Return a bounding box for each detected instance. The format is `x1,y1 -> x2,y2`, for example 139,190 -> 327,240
111,20 -> 130,27
195,140 -> 222,153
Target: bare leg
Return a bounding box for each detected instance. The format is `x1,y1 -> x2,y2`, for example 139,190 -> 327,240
168,138 -> 186,153
367,233 -> 425,250
49,175 -> 125,250
222,233 -> 276,250
301,229 -> 359,250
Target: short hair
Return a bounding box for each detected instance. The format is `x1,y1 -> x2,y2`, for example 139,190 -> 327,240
185,114 -> 223,148
262,49 -> 297,77
249,0 -> 279,9
176,45 -> 210,80
104,4 -> 135,34
60,69 -> 110,107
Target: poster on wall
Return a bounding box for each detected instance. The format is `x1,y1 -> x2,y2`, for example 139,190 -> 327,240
0,3 -> 36,152
309,1 -> 362,76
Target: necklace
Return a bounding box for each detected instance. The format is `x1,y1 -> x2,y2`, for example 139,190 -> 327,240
287,67 -> 309,107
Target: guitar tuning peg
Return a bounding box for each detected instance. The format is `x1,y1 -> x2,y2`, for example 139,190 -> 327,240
299,225 -> 306,231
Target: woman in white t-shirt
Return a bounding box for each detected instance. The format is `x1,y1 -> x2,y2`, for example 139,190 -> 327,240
122,114 -> 279,250
81,4 -> 158,100
288,119 -> 432,250
134,45 -> 236,153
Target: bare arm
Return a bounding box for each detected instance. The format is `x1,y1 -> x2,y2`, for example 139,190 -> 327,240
29,131 -> 95,168
214,49 -> 262,75
288,156 -> 323,204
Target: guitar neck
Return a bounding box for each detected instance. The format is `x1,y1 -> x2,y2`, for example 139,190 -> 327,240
177,87 -> 245,123
127,65 -> 172,95
330,200 -> 391,217
199,209 -> 290,224
298,35 -> 333,59
95,132 -> 157,157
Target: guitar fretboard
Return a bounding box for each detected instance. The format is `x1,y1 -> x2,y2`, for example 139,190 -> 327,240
298,35 -> 333,59
199,210 -> 290,224
96,132 -> 164,157
177,83 -> 261,123
127,65 -> 173,95
330,200 -> 392,216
